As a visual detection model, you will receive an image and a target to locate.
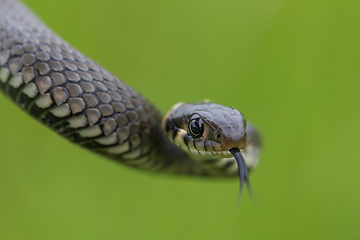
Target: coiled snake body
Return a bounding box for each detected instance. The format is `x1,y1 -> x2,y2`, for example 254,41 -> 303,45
0,0 -> 261,194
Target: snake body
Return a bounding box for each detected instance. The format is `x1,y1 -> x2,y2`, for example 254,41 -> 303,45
0,0 -> 261,184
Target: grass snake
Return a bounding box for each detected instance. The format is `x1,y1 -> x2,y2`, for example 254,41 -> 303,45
0,0 -> 262,196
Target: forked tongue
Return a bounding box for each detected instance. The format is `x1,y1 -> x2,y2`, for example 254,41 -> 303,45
229,148 -> 252,204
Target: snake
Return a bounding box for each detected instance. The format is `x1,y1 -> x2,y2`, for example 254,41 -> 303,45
0,0 -> 261,196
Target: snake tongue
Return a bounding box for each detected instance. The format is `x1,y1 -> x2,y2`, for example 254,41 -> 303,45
229,148 -> 251,202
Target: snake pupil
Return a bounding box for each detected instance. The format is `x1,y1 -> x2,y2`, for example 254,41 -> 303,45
189,119 -> 203,138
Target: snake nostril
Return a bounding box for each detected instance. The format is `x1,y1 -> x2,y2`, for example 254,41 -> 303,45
216,133 -> 221,140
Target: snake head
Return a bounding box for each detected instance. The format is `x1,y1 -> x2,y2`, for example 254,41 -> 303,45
162,101 -> 253,199
162,101 -> 248,156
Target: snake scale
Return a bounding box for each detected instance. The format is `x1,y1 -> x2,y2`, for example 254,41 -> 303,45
0,0 -> 261,194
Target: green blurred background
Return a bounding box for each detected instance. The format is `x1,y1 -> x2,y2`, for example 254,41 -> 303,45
1,0 -> 360,239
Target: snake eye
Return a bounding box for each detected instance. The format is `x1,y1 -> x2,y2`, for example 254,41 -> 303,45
188,119 -> 204,138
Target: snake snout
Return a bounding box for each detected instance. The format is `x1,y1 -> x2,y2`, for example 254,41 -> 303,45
221,132 -> 247,151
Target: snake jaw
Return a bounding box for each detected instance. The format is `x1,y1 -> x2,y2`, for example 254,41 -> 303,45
229,148 -> 251,201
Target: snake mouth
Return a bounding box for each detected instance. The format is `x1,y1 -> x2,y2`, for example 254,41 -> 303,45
229,148 -> 251,200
